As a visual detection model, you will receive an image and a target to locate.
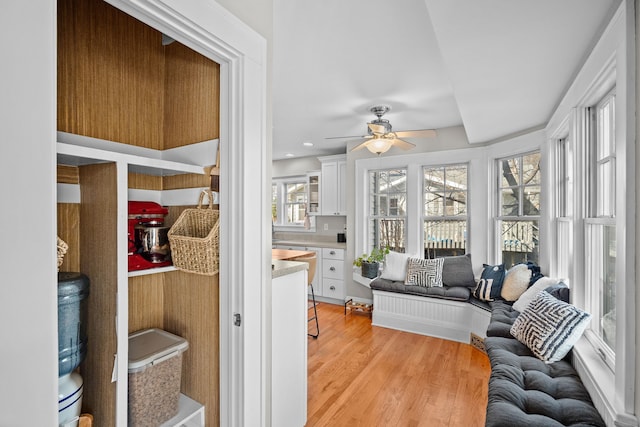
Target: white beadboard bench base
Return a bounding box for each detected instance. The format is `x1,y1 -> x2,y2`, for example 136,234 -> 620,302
372,290 -> 491,344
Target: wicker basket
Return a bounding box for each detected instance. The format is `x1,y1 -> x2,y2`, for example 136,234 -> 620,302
57,236 -> 69,271
168,190 -> 220,275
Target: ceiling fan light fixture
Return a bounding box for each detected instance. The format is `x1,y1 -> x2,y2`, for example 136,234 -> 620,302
366,137 -> 394,155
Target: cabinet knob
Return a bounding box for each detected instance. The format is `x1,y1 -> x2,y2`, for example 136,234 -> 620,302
330,250 -> 336,255
330,285 -> 336,291
330,266 -> 335,271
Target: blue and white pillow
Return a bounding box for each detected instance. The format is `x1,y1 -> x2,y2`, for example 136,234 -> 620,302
405,257 -> 444,287
473,264 -> 505,301
510,290 -> 591,363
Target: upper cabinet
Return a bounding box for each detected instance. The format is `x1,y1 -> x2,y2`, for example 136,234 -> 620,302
319,155 -> 346,216
307,171 -> 321,215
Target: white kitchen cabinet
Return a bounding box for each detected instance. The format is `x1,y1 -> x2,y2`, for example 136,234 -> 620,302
307,171 -> 321,215
321,248 -> 345,301
319,154 -> 346,216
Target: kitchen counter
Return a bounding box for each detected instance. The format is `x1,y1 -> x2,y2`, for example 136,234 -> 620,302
271,259 -> 308,279
272,239 -> 346,250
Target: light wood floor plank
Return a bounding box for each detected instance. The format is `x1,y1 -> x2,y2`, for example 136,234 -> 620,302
307,303 -> 490,426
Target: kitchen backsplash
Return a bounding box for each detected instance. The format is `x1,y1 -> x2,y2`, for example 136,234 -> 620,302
274,215 -> 346,242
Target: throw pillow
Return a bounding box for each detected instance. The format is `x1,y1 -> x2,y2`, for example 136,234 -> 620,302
545,282 -> 570,303
380,251 -> 413,282
513,276 -> 562,312
441,254 -> 476,288
501,264 -> 532,301
473,264 -> 505,301
510,290 -> 591,363
405,257 -> 444,287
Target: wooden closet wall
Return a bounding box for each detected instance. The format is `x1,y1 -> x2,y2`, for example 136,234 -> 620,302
57,0 -> 221,424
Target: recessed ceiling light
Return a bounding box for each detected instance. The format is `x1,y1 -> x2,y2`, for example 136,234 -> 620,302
285,153 -> 295,157
303,141 -> 313,147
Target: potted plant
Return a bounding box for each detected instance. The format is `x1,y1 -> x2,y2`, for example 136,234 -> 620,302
353,246 -> 390,279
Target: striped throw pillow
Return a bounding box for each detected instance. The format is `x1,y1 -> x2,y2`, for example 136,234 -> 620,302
510,290 -> 591,363
405,257 -> 444,287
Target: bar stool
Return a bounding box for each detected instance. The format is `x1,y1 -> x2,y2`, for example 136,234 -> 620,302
293,254 -> 319,338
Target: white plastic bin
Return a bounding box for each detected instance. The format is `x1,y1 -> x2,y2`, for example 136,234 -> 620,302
128,328 -> 189,426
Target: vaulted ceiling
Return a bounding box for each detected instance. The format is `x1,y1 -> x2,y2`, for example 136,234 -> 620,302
272,0 -> 619,160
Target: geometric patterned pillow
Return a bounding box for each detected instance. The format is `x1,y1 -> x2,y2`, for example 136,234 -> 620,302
405,257 -> 444,287
510,290 -> 591,363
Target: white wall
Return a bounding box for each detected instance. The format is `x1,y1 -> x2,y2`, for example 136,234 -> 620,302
0,1 -> 58,425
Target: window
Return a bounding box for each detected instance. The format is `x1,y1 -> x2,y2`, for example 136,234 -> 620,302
272,177 -> 312,229
423,164 -> 468,258
496,152 -> 541,267
368,168 -> 407,252
553,137 -> 573,279
584,89 -> 616,365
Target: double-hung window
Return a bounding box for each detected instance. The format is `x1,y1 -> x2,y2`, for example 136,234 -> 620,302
272,177 -> 309,228
368,168 -> 407,252
496,152 -> 541,267
584,89 -> 616,364
423,164 -> 468,258
554,137 -> 573,279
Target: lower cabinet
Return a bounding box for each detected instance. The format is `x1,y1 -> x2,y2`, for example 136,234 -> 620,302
321,248 -> 345,301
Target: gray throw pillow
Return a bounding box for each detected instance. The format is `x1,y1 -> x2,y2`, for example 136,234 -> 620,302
441,254 -> 476,288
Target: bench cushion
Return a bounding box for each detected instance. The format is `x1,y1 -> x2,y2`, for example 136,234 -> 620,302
370,277 -> 471,301
485,336 -> 604,427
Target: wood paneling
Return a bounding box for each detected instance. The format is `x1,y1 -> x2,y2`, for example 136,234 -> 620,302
163,173 -> 210,190
78,163 -> 118,426
58,0 -> 165,149
163,42 -> 220,148
163,270 -> 220,427
58,0 -> 220,151
128,172 -> 162,190
128,275 -> 165,333
57,203 -> 80,272
57,165 -> 79,184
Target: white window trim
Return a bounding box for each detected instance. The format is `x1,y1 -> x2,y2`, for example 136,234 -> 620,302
354,148 -> 489,274
272,176 -> 316,232
544,2 -> 636,424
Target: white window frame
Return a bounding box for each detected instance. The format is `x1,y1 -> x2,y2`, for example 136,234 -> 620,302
272,176 -> 315,232
367,167 -> 408,252
494,150 -> 542,268
544,2 -> 635,423
422,163 -> 469,258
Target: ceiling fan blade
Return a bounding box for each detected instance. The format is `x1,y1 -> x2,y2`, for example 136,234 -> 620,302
368,123 -> 387,135
325,134 -> 368,140
392,138 -> 416,150
394,129 -> 437,139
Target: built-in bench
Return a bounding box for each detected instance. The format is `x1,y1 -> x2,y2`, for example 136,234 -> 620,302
370,282 -> 491,345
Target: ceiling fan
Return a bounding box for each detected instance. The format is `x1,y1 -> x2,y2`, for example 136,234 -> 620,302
326,105 -> 437,155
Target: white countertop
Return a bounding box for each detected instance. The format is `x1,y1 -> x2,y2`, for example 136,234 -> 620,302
272,239 -> 346,250
271,259 -> 308,279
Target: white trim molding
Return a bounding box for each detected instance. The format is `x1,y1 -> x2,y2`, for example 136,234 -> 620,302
104,1 -> 269,425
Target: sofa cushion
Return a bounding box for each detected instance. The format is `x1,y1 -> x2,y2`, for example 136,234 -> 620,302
380,251 -> 414,282
405,257 -> 444,287
513,277 -> 562,312
440,253 -> 476,288
370,277 -> 471,301
510,291 -> 591,363
501,264 -> 532,301
485,336 -> 604,427
474,264 -> 506,301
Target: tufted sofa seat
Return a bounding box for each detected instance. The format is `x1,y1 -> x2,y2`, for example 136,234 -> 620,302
484,300 -> 604,427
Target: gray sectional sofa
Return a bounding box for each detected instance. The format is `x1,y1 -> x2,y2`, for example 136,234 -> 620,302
369,253 -> 605,426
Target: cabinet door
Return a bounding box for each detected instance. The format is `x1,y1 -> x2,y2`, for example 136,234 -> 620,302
307,171 -> 321,215
320,161 -> 338,215
336,160 -> 346,215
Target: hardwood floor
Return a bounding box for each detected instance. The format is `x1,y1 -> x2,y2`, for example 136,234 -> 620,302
307,303 -> 491,427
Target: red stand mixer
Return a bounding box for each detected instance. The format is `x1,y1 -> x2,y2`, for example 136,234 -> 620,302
128,201 -> 172,271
